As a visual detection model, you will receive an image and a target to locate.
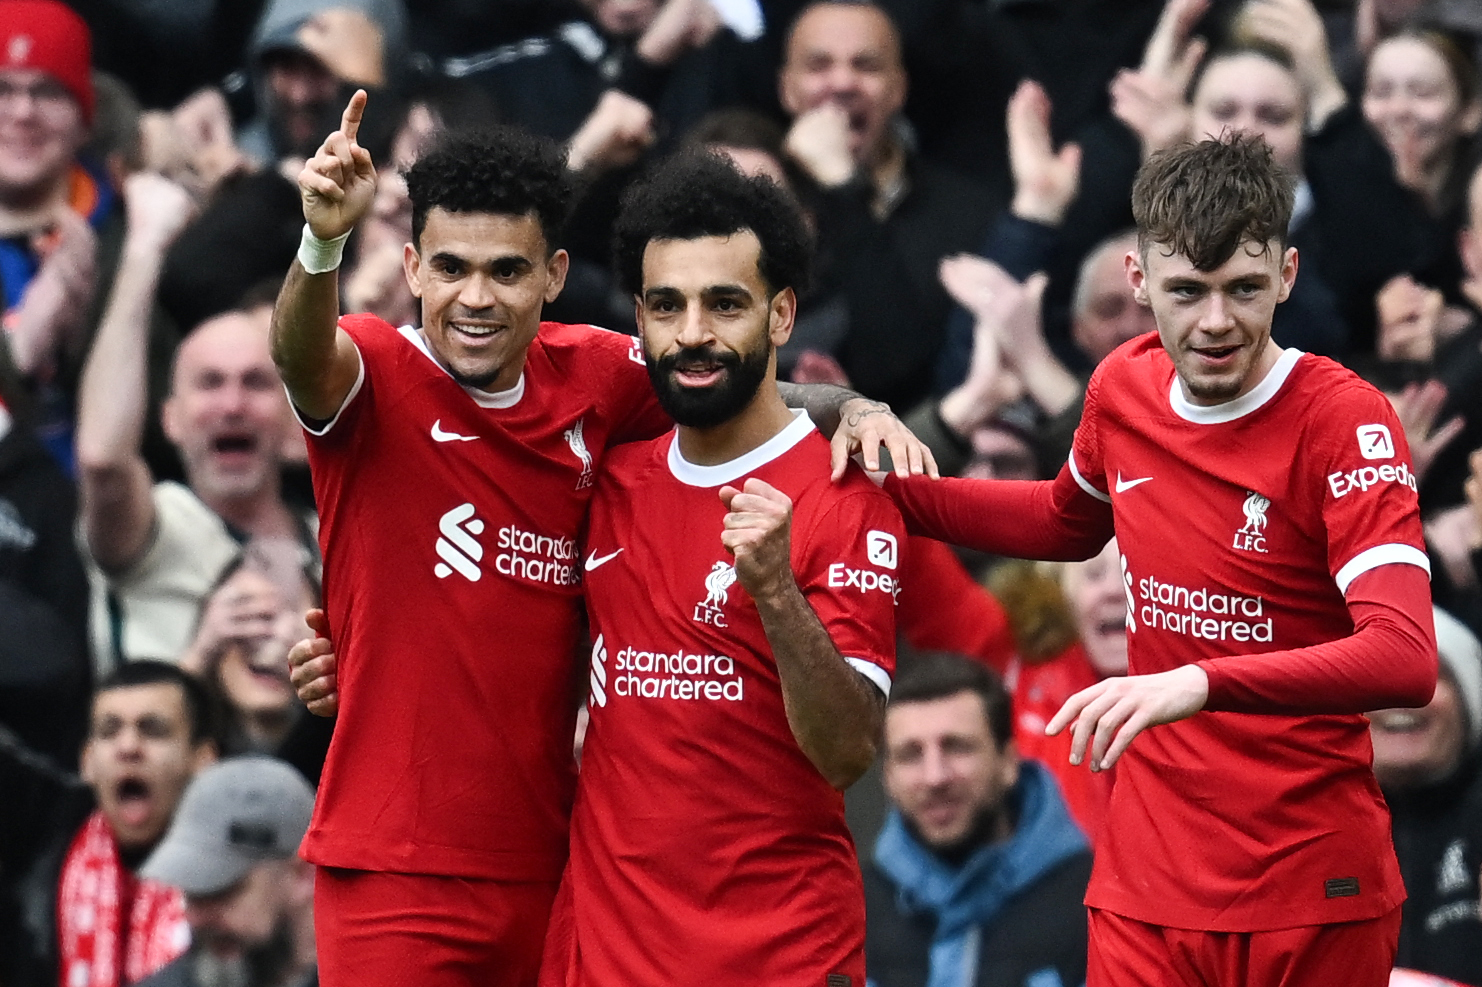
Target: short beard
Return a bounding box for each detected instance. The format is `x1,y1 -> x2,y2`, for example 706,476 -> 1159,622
445,363 -> 505,391
902,799 -> 1014,866
646,342 -> 770,429
191,914 -> 296,987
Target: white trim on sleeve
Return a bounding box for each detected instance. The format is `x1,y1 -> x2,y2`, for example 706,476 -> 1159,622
289,339 -> 366,436
1068,450 -> 1111,504
1334,543 -> 1431,595
846,657 -> 892,698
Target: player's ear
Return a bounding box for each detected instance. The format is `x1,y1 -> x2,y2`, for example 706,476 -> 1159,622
402,243 -> 423,299
1125,249 -> 1149,306
1276,246 -> 1298,304
543,248 -> 570,304
769,287 -> 796,347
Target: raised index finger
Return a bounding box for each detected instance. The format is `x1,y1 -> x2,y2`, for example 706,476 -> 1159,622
340,89 -> 368,142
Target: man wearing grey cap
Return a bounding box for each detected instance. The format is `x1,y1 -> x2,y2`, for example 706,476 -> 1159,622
1370,606 -> 1482,986
137,756 -> 317,987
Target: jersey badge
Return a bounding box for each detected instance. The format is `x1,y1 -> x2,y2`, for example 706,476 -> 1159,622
694,561 -> 737,627
565,417 -> 595,490
1232,491 -> 1270,554
1357,424 -> 1395,460
433,502 -> 485,581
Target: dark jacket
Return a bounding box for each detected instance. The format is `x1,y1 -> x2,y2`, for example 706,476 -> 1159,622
0,422 -> 91,765
865,760 -> 1092,987
1387,754 -> 1482,986
809,155 -> 998,412
0,726 -> 94,987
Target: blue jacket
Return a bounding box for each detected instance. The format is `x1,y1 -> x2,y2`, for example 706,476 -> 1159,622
865,760 -> 1092,987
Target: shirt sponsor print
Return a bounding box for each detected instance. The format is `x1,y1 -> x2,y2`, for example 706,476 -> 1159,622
1121,555 -> 1274,644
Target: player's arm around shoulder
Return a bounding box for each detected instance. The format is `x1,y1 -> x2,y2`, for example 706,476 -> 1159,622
720,477 -> 893,789
270,91 -> 373,421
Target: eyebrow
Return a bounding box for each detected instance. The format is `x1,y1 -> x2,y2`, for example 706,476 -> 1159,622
429,251 -> 532,269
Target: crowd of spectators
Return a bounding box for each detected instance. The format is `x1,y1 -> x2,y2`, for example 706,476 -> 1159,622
1,0 -> 1481,983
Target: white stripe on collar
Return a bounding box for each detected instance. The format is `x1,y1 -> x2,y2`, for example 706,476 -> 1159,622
399,325 -> 525,409
1169,348 -> 1303,424
667,409 -> 816,487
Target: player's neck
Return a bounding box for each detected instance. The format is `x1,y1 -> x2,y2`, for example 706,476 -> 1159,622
675,383 -> 796,467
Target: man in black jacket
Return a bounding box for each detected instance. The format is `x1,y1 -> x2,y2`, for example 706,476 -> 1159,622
865,652 -> 1092,987
1371,606 -> 1482,986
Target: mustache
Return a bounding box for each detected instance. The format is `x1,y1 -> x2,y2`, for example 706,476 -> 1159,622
655,345 -> 743,374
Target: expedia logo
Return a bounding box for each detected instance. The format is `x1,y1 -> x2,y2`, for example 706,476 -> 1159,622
433,503 -> 484,581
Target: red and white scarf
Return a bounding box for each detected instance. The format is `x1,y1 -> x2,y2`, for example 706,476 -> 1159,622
57,812 -> 189,987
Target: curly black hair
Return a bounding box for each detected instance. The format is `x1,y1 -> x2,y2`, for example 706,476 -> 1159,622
404,126 -> 571,253
612,150 -> 812,298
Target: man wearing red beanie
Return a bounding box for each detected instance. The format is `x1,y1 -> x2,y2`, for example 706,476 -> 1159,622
0,0 -> 115,471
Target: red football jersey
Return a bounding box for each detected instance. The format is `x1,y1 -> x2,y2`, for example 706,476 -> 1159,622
547,411 -> 902,986
1069,339 -> 1429,930
298,315 -> 667,880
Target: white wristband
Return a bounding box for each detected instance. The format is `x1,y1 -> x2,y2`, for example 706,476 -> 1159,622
297,224 -> 351,274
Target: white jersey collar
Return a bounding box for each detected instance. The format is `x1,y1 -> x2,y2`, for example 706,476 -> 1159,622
1169,348 -> 1303,425
400,325 -> 526,409
668,409 -> 816,487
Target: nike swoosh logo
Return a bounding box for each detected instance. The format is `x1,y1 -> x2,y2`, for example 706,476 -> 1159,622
584,549 -> 623,571
1114,473 -> 1153,493
431,419 -> 478,443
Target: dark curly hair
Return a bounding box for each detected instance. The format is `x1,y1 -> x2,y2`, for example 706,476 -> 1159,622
612,150 -> 812,298
404,126 -> 571,253
1132,133 -> 1295,272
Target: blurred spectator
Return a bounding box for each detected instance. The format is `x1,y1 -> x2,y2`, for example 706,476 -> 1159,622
866,651 -> 1092,987
0,353 -> 91,767
181,551 -> 332,784
69,0 -> 266,111
1362,29 -> 1482,312
1370,607 -> 1482,985
76,176 -> 315,669
0,661 -> 219,987
1103,0 -> 1434,356
238,0 -> 409,165
443,0 -> 764,148
0,1 -> 109,468
778,0 -> 995,411
137,756 -> 316,987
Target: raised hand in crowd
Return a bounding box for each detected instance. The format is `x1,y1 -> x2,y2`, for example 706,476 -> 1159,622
940,255 -> 1080,423
298,90 -> 377,242
784,103 -> 856,189
1007,80 -> 1081,227
6,208 -> 96,377
1110,0 -> 1207,159
140,87 -> 249,202
1233,0 -> 1348,130
1377,273 -> 1444,363
1392,379 -> 1465,486
295,8 -> 389,88
566,90 -> 657,174
179,566 -> 285,674
636,0 -> 723,67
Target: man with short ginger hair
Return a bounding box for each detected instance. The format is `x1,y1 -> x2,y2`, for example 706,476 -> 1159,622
886,135 -> 1437,985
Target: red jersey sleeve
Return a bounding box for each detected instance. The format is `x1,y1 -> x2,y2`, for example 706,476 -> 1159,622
591,329 -> 671,445
1312,383 -> 1430,593
1067,358 -> 1112,505
793,486 -> 903,692
292,313 -> 386,443
1200,379 -> 1436,713
1199,564 -> 1437,713
898,536 -> 1015,673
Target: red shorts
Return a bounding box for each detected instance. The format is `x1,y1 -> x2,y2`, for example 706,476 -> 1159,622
314,867 -> 559,987
1087,906 -> 1402,987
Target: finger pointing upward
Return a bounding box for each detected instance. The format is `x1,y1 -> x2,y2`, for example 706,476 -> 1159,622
341,89 -> 368,143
